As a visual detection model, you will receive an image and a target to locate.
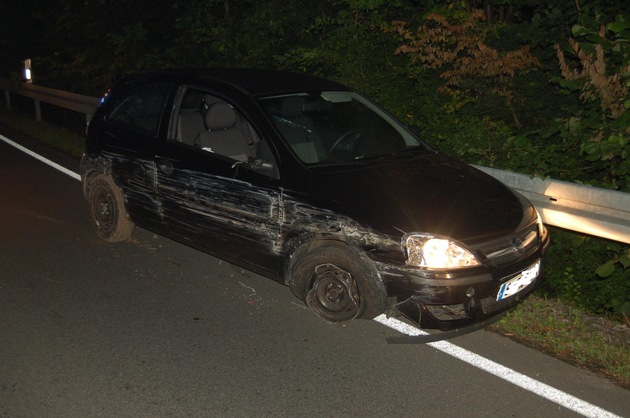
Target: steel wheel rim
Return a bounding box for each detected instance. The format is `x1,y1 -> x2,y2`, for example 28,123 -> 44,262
92,186 -> 115,231
306,264 -> 360,321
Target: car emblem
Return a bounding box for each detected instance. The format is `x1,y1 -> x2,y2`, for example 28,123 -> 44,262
512,239 -> 525,255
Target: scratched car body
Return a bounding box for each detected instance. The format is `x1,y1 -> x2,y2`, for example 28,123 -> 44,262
80,69 -> 550,331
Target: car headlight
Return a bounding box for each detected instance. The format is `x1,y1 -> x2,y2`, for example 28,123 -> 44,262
402,233 -> 480,269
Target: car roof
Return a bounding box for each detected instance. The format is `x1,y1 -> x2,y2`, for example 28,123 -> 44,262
139,68 -> 351,96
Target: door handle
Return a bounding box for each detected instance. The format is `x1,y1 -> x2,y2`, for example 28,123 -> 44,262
157,158 -> 175,176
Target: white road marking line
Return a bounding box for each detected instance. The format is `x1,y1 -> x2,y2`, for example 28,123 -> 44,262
374,315 -> 622,418
1,132 -> 623,418
0,134 -> 81,181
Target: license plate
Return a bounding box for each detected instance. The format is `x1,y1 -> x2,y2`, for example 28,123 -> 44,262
497,260 -> 541,301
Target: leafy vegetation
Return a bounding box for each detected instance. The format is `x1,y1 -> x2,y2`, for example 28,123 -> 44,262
387,8 -> 539,128
0,0 -> 628,320
543,228 -> 630,318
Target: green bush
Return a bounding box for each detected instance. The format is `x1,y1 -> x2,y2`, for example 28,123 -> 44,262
542,228 -> 630,318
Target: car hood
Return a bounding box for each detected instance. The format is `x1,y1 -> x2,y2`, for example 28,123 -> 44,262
309,152 -> 535,243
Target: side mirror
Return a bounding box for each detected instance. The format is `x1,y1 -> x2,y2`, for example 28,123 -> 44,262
247,156 -> 277,177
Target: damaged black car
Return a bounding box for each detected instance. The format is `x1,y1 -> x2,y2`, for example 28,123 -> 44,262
80,69 -> 550,331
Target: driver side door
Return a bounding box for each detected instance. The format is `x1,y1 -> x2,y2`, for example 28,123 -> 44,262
154,87 -> 283,277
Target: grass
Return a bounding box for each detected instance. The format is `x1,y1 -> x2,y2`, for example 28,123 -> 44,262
1,105 -> 629,388
489,295 -> 630,388
0,106 -> 84,158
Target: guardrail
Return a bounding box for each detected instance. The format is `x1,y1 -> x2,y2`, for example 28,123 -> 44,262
475,167 -> 630,245
0,77 -> 99,123
1,77 -> 629,244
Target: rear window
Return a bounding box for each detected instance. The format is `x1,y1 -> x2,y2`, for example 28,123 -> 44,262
107,82 -> 171,136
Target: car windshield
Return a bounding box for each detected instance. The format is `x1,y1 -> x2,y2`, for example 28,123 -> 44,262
258,91 -> 425,165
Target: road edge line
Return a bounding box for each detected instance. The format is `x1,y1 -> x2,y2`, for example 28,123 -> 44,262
0,134 -> 81,181
374,315 -> 622,418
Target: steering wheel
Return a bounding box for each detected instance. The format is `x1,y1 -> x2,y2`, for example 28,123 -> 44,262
328,129 -> 361,155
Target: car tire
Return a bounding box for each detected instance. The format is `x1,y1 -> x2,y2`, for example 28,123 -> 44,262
289,242 -> 387,322
87,174 -> 135,243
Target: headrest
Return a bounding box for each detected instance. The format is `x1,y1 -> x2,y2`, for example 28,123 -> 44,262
205,102 -> 236,130
203,94 -> 224,108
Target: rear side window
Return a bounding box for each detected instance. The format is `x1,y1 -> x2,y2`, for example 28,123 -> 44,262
108,83 -> 171,136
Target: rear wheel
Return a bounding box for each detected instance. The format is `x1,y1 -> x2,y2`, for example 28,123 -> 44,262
289,243 -> 386,322
87,174 -> 134,242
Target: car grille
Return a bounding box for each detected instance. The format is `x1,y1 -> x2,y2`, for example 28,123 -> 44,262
472,224 -> 540,266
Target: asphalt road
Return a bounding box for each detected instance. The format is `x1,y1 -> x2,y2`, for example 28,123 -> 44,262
1,126 -> 629,418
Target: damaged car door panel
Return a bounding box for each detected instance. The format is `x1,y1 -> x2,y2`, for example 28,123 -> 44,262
81,69 -> 550,334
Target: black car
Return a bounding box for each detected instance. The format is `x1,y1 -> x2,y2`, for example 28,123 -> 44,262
80,69 -> 550,331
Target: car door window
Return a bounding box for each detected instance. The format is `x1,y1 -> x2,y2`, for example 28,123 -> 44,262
108,83 -> 171,136
170,87 -> 278,178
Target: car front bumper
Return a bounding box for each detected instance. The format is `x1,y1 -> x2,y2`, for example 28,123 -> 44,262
374,236 -> 550,330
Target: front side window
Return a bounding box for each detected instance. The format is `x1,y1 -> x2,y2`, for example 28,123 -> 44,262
108,83 -> 171,136
258,91 -> 424,165
170,87 -> 279,178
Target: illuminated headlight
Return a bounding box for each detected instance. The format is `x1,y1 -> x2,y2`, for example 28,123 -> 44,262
403,233 -> 480,269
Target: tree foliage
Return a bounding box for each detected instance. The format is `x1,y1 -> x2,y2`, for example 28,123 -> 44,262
388,9 -> 539,127
556,25 -> 627,118
546,13 -> 630,191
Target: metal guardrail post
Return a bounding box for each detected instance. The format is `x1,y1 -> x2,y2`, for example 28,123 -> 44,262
34,99 -> 42,122
3,90 -> 10,110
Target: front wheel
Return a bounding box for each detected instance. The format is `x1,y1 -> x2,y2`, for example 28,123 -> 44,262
87,174 -> 135,243
289,243 -> 387,322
